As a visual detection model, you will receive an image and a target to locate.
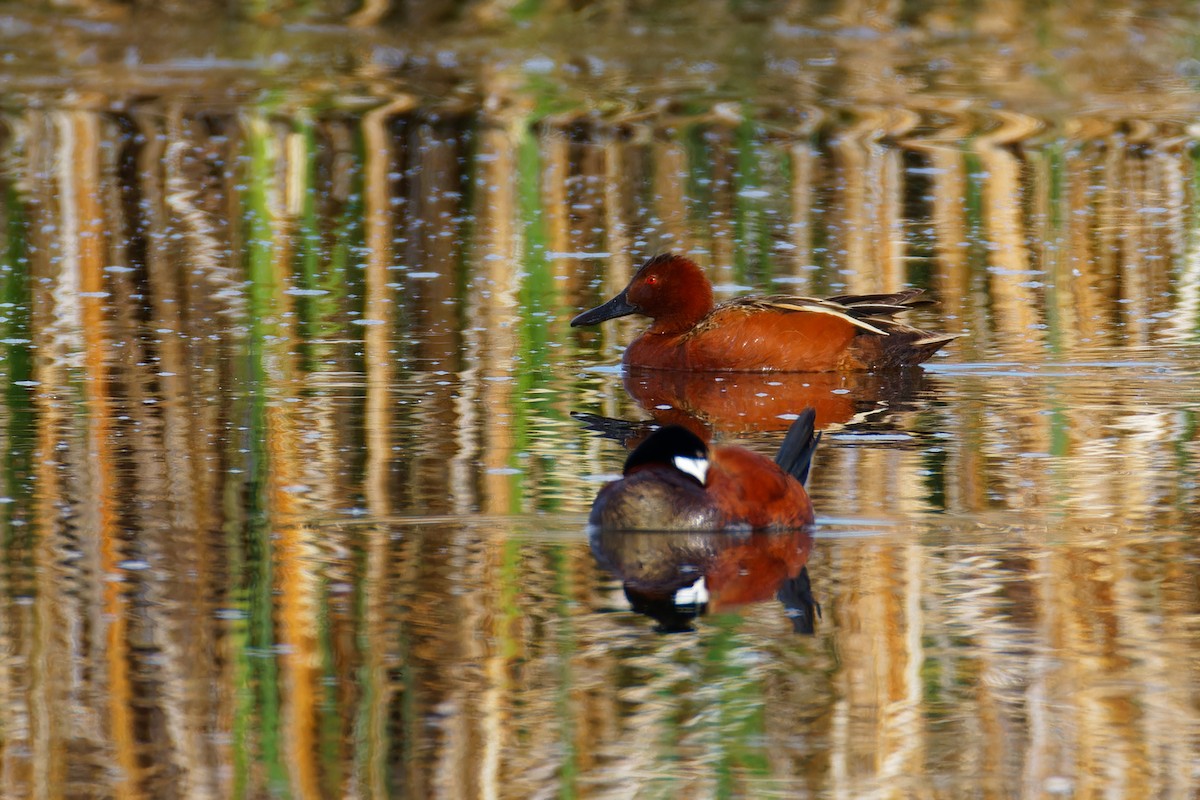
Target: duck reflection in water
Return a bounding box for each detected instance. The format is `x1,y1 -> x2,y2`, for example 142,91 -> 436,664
587,410 -> 822,633
621,365 -> 931,439
592,527 -> 820,634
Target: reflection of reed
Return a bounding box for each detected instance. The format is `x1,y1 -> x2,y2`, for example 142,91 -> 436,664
131,106 -> 227,799
360,99 -> 403,800
1117,142 -> 1185,345
602,134 -> 634,286
6,83 -> 1200,798
652,138 -> 689,252
105,114 -> 156,798
472,124 -> 519,514
831,109 -> 910,293
72,107 -> 140,796
974,110 -> 1042,357
542,129 -> 570,277
907,106 -> 974,347
1063,140 -> 1108,348
360,101 -> 401,520
815,529 -> 1200,796
244,110 -> 321,800
708,126 -> 742,283
787,140 -> 817,284
28,109 -> 84,799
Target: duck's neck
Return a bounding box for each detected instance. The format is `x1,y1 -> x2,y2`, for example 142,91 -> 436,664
649,281 -> 714,335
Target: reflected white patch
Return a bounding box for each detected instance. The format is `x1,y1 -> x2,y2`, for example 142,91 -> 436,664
673,455 -> 709,484
674,577 -> 709,606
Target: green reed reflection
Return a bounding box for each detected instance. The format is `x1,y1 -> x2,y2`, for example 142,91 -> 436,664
732,117 -> 772,283
318,151 -> 363,352
293,115 -> 324,358
1,178 -> 33,551
551,544 -> 579,799
706,619 -> 769,798
514,130 -> 550,419
242,109 -> 289,797
514,129 -> 570,513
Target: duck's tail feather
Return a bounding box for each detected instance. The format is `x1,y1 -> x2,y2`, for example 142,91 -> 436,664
775,407 -> 820,486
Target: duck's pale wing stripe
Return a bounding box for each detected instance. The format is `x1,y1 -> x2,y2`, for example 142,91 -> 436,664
763,300 -> 891,336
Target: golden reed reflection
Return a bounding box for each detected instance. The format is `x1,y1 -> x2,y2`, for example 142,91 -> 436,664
1,94 -> 1200,798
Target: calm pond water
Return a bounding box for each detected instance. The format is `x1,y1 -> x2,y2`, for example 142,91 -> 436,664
3,4 -> 1200,798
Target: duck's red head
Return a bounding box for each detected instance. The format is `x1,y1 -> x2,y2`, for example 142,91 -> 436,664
571,253 -> 715,335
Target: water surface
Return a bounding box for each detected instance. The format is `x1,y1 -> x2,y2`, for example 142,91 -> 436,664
2,4 -> 1200,797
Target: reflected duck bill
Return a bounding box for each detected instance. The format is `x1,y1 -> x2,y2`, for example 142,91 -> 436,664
572,252 -> 957,372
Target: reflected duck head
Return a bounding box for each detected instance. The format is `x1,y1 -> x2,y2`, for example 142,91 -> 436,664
591,528 -> 817,633
623,581 -> 706,634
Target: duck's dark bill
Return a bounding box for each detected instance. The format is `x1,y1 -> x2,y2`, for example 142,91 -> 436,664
571,290 -> 640,326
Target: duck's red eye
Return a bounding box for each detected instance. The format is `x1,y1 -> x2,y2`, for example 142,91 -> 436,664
645,274 -> 658,286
